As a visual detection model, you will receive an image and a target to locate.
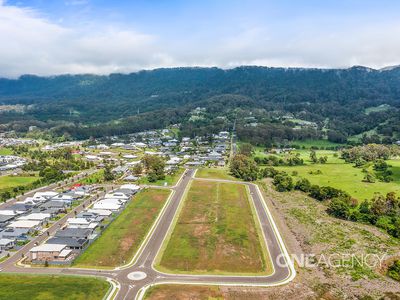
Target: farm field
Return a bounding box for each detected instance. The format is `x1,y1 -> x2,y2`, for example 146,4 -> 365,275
0,274 -> 110,300
139,168 -> 184,186
274,150 -> 400,200
195,167 -> 238,181
158,180 -> 270,274
73,188 -> 170,268
0,175 -> 39,189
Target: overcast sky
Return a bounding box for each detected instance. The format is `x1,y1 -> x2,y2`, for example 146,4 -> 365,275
1,0 -> 400,77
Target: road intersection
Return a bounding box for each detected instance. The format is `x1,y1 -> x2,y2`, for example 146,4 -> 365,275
0,168 -> 296,300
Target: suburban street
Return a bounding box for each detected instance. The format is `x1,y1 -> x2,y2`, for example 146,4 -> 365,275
0,168 -> 295,300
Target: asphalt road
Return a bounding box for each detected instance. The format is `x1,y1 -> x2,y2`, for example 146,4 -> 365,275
0,169 -> 295,300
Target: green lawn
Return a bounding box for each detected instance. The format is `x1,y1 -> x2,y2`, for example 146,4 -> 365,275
274,150 -> 400,200
290,139 -> 344,149
0,175 -> 39,189
73,188 -> 170,267
158,180 -> 270,274
0,147 -> 13,155
195,167 -> 238,181
138,168 -> 184,186
0,274 -> 110,300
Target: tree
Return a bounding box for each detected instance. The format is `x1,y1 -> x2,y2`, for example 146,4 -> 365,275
327,197 -> 351,219
388,260 -> 400,281
294,178 -> 311,192
273,172 -> 294,192
310,150 -> 318,163
142,154 -> 165,182
131,164 -> 143,176
103,164 -> 115,181
230,154 -> 259,181
239,143 -> 254,157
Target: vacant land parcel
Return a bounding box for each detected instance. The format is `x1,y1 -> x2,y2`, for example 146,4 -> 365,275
0,274 -> 109,300
74,188 -> 170,268
158,180 -> 270,274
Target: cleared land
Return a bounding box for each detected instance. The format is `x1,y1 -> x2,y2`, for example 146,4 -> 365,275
257,178 -> 400,299
274,150 -> 400,200
0,274 -> 109,300
0,175 -> 39,189
0,147 -> 13,155
145,285 -> 225,300
73,188 -> 170,267
139,168 -> 184,186
195,167 -> 238,181
158,180 -> 269,274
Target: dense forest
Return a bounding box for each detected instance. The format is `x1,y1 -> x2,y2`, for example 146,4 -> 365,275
0,66 -> 399,142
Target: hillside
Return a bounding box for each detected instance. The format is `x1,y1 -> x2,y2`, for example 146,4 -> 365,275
0,66 -> 400,141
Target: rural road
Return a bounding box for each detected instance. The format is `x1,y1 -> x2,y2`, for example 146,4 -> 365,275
0,168 -> 295,300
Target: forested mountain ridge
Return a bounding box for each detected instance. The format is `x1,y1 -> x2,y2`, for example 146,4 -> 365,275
0,66 -> 400,142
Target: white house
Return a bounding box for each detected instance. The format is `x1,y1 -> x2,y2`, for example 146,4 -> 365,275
92,200 -> 122,211
120,184 -> 141,192
66,218 -> 98,229
104,192 -> 129,201
29,243 -> 72,261
18,213 -> 51,224
33,191 -> 59,202
7,220 -> 41,231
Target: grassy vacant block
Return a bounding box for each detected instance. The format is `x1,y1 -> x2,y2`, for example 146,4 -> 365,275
139,168 -> 184,186
158,180 -> 269,274
0,147 -> 12,155
145,285 -> 225,300
74,188 -> 170,267
0,175 -> 39,189
195,167 -> 238,181
275,150 -> 400,200
0,274 -> 109,300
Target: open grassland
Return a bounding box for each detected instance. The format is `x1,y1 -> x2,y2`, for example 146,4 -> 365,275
158,180 -> 270,274
290,139 -> 344,149
0,274 -> 109,300
0,175 -> 39,189
274,150 -> 400,200
0,147 -> 13,155
139,168 -> 184,186
73,188 -> 170,267
195,167 -> 238,181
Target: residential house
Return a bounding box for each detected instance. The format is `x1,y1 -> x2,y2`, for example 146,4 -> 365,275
29,243 -> 72,262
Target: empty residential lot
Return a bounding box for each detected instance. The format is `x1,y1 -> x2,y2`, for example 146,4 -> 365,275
73,188 -> 170,268
158,180 -> 270,274
0,274 -> 109,300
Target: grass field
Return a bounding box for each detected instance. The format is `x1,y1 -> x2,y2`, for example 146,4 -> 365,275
0,274 -> 109,300
290,139 -> 344,149
73,188 -> 170,267
139,168 -> 184,186
145,285 -> 225,300
195,167 -> 238,181
0,175 -> 39,189
0,147 -> 12,155
158,180 -> 269,274
274,150 -> 400,200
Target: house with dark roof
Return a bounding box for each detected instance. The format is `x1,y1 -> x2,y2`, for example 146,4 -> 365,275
46,237 -> 88,250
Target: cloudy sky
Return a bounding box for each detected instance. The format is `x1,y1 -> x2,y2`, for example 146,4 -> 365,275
1,0 -> 400,77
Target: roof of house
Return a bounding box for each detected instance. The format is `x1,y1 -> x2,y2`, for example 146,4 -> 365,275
30,243 -> 67,252
0,238 -> 14,245
7,220 -> 41,229
47,237 -> 87,248
55,228 -> 92,239
18,213 -> 51,221
0,215 -> 14,223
